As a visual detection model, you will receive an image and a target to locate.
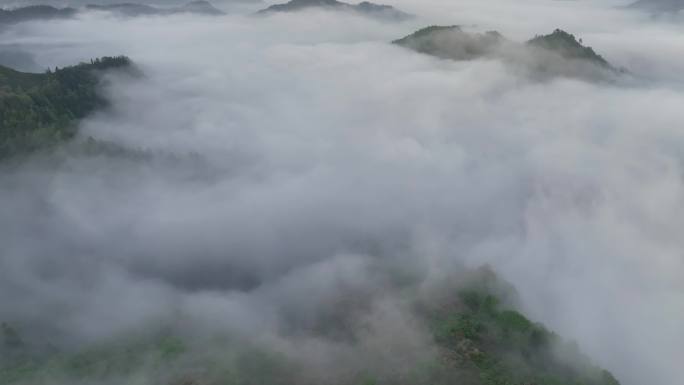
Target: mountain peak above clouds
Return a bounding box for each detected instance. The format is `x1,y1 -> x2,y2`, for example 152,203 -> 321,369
393,26 -> 622,81
256,0 -> 413,21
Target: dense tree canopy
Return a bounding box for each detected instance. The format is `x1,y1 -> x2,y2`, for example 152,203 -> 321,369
527,29 -> 611,68
0,272 -> 621,385
0,56 -> 132,159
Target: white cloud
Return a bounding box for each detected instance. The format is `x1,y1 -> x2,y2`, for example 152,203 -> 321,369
1,2 -> 683,384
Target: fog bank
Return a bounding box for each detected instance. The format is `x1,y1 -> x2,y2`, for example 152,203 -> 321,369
1,1 -> 683,384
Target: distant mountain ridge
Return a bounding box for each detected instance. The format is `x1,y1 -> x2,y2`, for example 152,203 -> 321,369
0,1 -> 223,24
626,0 -> 684,13
393,26 -> 622,81
87,0 -> 224,16
0,5 -> 77,24
257,0 -> 413,21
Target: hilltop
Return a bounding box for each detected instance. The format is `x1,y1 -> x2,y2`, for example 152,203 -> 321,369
393,26 -> 621,81
392,26 -> 505,60
527,29 -> 611,68
257,0 -> 413,21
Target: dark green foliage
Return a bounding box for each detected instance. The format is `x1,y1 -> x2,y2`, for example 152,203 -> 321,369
393,26 -> 620,78
429,288 -> 621,385
392,25 -> 507,61
0,331 -> 302,385
0,56 -> 132,159
0,67 -> 44,89
527,29 -> 611,67
0,279 -> 622,385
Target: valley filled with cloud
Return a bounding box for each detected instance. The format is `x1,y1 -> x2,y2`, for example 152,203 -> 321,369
0,1 -> 683,384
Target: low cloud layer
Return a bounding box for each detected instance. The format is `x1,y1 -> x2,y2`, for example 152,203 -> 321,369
0,1 -> 683,385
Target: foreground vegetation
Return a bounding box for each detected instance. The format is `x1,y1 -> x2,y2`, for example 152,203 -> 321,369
1,271 -> 621,385
424,290 -> 620,385
0,56 -> 132,159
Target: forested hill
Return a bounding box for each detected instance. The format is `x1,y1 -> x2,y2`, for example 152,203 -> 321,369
0,56 -> 132,159
0,269 -> 622,385
393,27 -> 622,81
527,29 -> 611,68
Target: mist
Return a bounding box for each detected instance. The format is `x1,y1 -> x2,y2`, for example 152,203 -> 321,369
0,1 -> 683,385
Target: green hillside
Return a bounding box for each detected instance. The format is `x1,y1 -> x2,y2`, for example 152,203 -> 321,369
527,29 -> 611,68
0,56 -> 132,159
1,271 -> 621,385
393,26 -> 620,79
392,25 -> 505,60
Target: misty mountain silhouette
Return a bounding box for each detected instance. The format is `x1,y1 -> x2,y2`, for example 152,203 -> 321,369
257,0 -> 413,21
86,0 -> 225,16
0,5 -> 77,25
527,29 -> 611,68
393,26 -> 620,81
627,0 -> 684,13
393,26 -> 505,60
0,1 -> 224,25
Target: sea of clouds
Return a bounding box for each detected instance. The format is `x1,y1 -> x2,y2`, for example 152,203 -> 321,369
0,1 -> 683,384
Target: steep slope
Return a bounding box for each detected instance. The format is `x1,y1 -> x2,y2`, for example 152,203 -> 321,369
0,269 -> 621,385
423,287 -> 621,385
527,29 -> 611,68
256,0 -> 412,21
0,56 -> 133,159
